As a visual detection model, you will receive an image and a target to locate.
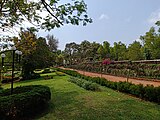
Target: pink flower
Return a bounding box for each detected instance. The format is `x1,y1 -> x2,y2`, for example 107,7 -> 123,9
102,59 -> 111,65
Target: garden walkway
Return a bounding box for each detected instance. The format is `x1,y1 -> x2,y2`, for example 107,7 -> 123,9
60,67 -> 160,87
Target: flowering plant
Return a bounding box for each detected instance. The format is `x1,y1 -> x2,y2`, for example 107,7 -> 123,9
102,58 -> 111,65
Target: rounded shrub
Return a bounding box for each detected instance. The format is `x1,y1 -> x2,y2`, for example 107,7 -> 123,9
82,81 -> 92,90
0,85 -> 51,120
88,83 -> 100,91
68,77 -> 100,91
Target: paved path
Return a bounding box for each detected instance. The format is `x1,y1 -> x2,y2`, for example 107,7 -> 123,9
60,67 -> 160,87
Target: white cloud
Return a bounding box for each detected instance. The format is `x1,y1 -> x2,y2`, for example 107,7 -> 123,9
148,9 -> 160,24
99,14 -> 110,20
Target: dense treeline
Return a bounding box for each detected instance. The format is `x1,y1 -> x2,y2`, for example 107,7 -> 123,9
62,23 -> 160,64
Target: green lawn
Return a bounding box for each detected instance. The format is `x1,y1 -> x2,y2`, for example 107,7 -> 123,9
2,72 -> 160,120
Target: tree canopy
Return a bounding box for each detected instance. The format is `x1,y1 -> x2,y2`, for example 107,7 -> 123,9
0,0 -> 92,31
46,34 -> 59,52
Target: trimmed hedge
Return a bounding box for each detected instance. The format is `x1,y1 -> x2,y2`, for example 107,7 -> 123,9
69,77 -> 100,91
0,85 -> 51,120
55,71 -> 66,76
56,68 -> 160,104
42,68 -> 52,74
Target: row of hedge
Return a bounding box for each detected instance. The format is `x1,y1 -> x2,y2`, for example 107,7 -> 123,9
68,63 -> 160,79
69,77 -> 100,91
56,68 -> 160,104
0,85 -> 51,120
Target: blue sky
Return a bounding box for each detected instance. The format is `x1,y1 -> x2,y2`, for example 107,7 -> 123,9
38,0 -> 160,50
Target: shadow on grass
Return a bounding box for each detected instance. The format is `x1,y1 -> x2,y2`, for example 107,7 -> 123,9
16,75 -> 58,85
33,89 -> 80,120
54,90 -> 80,107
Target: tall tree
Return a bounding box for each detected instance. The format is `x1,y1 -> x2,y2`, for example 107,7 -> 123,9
13,29 -> 52,80
140,26 -> 160,59
97,45 -> 104,60
103,41 -> 110,58
112,42 -> 127,61
127,41 -> 143,60
46,34 -> 59,52
64,42 -> 79,64
80,40 -> 91,60
97,41 -> 111,60
90,42 -> 100,60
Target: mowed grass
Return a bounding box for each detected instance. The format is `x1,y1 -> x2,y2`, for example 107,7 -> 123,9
2,72 -> 160,120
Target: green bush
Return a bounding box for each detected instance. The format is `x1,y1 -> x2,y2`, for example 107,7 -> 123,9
143,85 -> 156,102
0,85 -> 51,120
116,82 -> 132,93
58,68 -> 160,104
68,77 -> 100,91
88,83 -> 100,91
81,81 -> 92,90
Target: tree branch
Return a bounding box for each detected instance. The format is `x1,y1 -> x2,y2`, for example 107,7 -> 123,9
41,0 -> 63,25
0,0 -> 6,14
13,0 -> 39,27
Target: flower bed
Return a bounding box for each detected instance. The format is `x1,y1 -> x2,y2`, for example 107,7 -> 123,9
67,62 -> 160,80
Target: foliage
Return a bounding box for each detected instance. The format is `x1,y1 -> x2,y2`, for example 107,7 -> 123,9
63,40 -> 101,64
0,85 -> 51,120
140,26 -> 160,59
112,42 -> 127,60
46,34 -> 59,52
68,62 -> 160,80
0,0 -> 92,31
64,42 -> 80,65
55,53 -> 64,66
97,45 -> 104,59
13,29 -> 54,80
68,77 -> 100,91
97,41 -> 110,59
127,41 -> 143,60
56,68 -> 160,104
